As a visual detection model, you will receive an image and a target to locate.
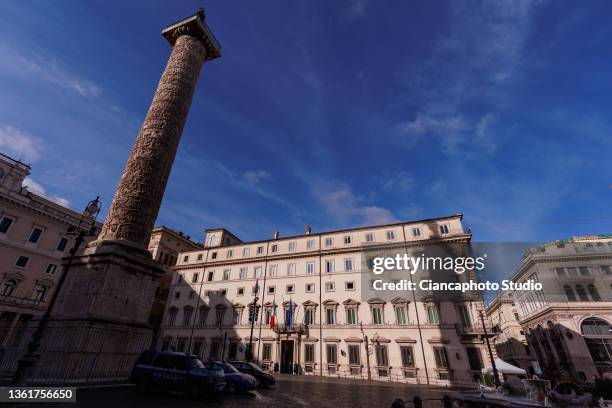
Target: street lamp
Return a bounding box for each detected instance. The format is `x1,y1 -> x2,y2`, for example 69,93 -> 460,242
246,281 -> 259,362
479,310 -> 502,388
13,196 -> 102,385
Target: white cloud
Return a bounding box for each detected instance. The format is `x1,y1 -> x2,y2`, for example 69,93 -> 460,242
23,177 -> 70,208
0,44 -> 101,98
381,171 -> 414,193
317,183 -> 398,226
344,0 -> 368,21
0,126 -> 43,162
243,170 -> 271,185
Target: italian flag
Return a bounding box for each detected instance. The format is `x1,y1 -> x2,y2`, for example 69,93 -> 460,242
270,299 -> 277,329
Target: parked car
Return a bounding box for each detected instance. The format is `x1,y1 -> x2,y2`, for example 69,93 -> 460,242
231,361 -> 276,387
204,361 -> 257,393
131,351 -> 225,398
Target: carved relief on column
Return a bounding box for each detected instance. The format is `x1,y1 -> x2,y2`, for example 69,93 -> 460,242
97,33 -> 207,248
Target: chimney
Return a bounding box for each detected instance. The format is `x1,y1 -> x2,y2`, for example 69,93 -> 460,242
274,230 -> 280,239
305,225 -> 312,235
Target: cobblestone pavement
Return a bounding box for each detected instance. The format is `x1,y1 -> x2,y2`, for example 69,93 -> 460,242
4,375 -> 460,408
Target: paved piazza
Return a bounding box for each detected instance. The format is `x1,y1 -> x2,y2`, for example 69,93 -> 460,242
5,376 -> 458,408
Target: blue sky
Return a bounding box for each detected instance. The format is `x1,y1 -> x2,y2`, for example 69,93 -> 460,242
1,0 -> 611,244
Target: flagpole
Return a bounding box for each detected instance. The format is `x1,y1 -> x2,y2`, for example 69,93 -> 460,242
247,277 -> 259,362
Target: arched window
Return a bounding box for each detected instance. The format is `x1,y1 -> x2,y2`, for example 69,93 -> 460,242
198,305 -> 209,326
563,285 -> 576,302
587,285 -> 601,301
581,318 -> 612,363
1,279 -> 17,297
575,285 -> 588,301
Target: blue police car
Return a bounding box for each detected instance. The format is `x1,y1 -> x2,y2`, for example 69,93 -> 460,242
130,351 -> 225,398
204,361 -> 257,393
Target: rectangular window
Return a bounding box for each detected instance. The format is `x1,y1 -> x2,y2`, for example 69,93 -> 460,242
305,344 -> 315,363
183,255 -> 189,262
286,284 -> 295,294
326,344 -> 337,364
439,224 -> 450,234
458,305 -> 471,328
601,265 -> 612,275
433,347 -> 449,369
243,248 -> 250,257
304,309 -> 315,325
207,271 -> 214,282
255,267 -> 263,278
579,266 -> 590,276
344,258 -> 353,271
226,249 -> 233,258
400,346 -> 414,367
306,283 -> 315,293
325,237 -> 333,247
262,343 -> 272,361
271,244 -> 278,253
269,265 -> 278,277
267,286 -> 275,295
257,246 -> 264,255
427,305 -> 440,324
365,232 -> 374,242
325,260 -> 334,273
348,345 -> 360,365
216,308 -> 226,325
344,235 -> 352,245
192,273 -> 199,283
306,262 -> 314,275
28,227 -> 43,243
237,287 -> 245,296
252,285 -> 259,295
307,239 -> 315,249
395,306 -> 407,324
345,281 -> 355,291
0,216 -> 14,234
326,308 -> 336,324
15,256 -> 29,268
56,237 -> 68,251
45,264 -> 58,275
372,307 -> 383,324
325,282 -> 335,292
566,267 -> 578,276
288,242 -> 296,252
197,253 -> 203,261
375,345 -> 389,366
239,268 -> 247,279
223,269 -> 230,280
346,308 -> 357,325
412,227 -> 421,237
386,231 -> 395,241
555,267 -> 566,277
211,252 -> 217,259
287,263 -> 296,276
466,347 -> 483,370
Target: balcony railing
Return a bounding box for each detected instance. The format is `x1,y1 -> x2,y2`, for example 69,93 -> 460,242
0,294 -> 47,310
272,323 -> 307,335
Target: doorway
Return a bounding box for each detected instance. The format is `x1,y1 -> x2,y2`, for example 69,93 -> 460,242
280,340 -> 294,373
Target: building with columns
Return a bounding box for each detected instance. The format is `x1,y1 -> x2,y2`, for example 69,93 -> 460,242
510,236 -> 612,382
160,214 -> 495,386
486,291 -> 533,376
147,227 -> 201,345
0,152 -> 102,356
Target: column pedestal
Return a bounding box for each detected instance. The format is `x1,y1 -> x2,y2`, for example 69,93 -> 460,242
31,242 -> 163,383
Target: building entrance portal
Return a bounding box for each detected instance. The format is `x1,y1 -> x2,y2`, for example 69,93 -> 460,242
280,340 -> 294,373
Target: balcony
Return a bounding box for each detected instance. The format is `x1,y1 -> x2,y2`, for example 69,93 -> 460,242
0,294 -> 47,310
272,323 -> 307,335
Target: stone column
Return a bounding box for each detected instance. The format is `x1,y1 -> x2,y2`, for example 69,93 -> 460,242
98,12 -> 220,249
30,10 -> 221,384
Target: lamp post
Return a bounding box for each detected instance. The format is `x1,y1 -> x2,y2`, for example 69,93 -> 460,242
13,197 -> 102,385
360,322 -> 372,381
247,281 -> 259,362
479,310 -> 501,387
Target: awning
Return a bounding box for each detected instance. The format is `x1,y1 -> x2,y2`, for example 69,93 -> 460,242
482,358 -> 527,375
